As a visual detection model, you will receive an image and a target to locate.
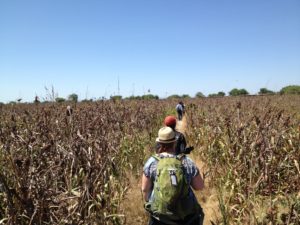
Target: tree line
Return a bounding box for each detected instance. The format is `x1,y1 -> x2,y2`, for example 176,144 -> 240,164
174,85 -> 300,99
2,85 -> 299,104
55,85 -> 300,102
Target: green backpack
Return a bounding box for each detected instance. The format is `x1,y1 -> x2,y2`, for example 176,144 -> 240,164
145,154 -> 199,223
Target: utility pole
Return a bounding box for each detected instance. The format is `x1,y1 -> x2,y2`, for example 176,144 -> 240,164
117,76 -> 120,95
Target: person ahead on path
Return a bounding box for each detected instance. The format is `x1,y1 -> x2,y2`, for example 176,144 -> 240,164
155,116 -> 194,155
142,127 -> 205,225
176,101 -> 184,121
164,115 -> 190,155
180,101 -> 185,114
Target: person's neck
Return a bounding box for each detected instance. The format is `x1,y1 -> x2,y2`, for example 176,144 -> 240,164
164,149 -> 176,154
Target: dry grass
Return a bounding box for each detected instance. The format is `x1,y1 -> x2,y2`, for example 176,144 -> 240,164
178,115 -> 221,225
0,100 -> 167,225
186,95 -> 300,224
120,174 -> 148,224
2,96 -> 298,224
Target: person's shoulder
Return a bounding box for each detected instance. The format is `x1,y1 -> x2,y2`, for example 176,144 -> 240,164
144,155 -> 158,168
175,130 -> 185,138
146,155 -> 158,163
143,155 -> 159,177
182,155 -> 200,177
175,130 -> 184,135
182,155 -> 196,165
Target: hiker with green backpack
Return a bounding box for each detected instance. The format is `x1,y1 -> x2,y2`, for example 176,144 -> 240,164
142,127 -> 204,225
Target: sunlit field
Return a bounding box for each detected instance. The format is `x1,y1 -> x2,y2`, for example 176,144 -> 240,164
0,95 -> 299,224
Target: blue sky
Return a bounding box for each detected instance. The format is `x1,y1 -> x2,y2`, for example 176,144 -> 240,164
0,0 -> 299,102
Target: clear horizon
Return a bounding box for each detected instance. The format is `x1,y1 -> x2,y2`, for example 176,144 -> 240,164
1,0 -> 300,103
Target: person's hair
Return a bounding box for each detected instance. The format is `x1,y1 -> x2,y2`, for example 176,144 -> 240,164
168,124 -> 176,130
158,142 -> 175,153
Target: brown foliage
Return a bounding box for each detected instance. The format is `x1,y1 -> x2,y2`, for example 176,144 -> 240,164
0,100 -> 167,224
186,95 -> 300,224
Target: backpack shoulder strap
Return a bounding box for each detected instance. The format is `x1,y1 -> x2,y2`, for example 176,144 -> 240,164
152,154 -> 161,161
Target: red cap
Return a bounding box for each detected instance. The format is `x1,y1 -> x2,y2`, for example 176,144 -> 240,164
164,116 -> 177,127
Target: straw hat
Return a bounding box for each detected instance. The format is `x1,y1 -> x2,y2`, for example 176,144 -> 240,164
156,127 -> 176,144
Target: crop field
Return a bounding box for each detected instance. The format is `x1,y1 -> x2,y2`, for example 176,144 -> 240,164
0,95 -> 299,225
186,95 -> 300,224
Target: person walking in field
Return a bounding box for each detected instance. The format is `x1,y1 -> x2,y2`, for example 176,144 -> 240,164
162,115 -> 194,155
180,101 -> 185,115
176,101 -> 184,121
142,127 -> 205,225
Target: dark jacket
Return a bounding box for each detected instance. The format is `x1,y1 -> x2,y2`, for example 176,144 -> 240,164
174,130 -> 187,155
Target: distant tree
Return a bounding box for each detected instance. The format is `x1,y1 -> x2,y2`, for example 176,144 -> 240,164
258,88 -> 275,95
134,96 -> 142,100
68,93 -> 78,102
229,88 -> 249,96
217,91 -> 226,96
125,96 -> 133,100
195,92 -> 205,98
280,85 -> 300,95
125,95 -> 142,100
110,95 -> 122,100
9,101 -> 16,105
141,94 -> 159,100
181,94 -> 191,98
167,94 -> 181,99
229,88 -> 239,96
239,89 -> 249,95
208,94 -> 217,97
208,91 -> 226,97
55,97 -> 66,103
81,99 -> 93,103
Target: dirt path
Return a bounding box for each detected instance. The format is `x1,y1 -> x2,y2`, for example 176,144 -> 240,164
176,115 -> 219,225
121,115 -> 219,224
120,174 -> 147,224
